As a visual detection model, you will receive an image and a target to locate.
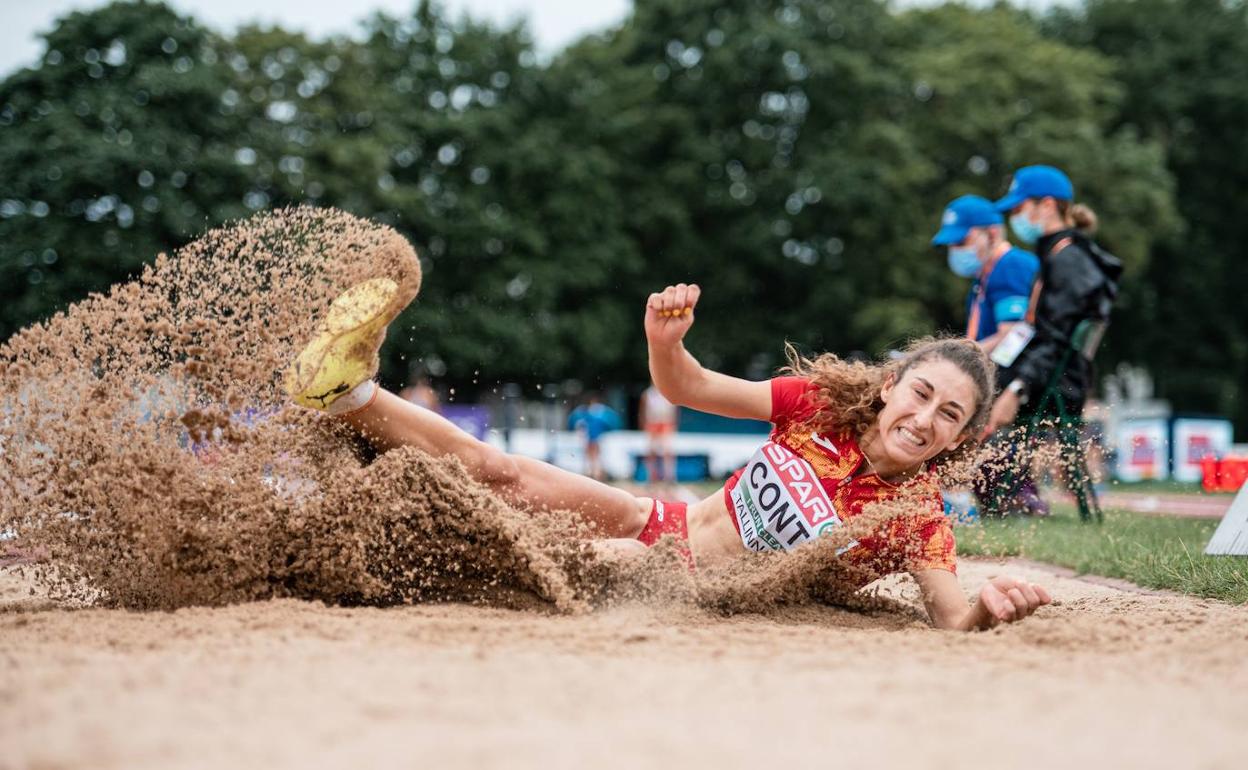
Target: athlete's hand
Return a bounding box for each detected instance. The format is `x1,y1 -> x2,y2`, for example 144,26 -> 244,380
981,390 -> 1021,439
645,283 -> 701,348
975,575 -> 1051,627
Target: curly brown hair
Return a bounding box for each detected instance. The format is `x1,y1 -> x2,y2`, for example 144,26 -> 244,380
781,336 -> 996,466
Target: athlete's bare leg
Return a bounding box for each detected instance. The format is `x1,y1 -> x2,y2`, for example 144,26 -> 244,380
645,435 -> 660,484
585,441 -> 603,481
646,433 -> 676,485
660,435 -> 676,484
345,388 -> 650,538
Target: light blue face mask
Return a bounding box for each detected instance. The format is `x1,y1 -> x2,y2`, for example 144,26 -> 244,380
1009,212 -> 1044,245
947,246 -> 982,278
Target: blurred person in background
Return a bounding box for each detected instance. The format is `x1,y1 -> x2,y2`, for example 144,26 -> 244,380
980,165 -> 1122,513
399,366 -> 441,413
640,381 -> 679,486
931,195 -> 1039,355
568,392 -> 620,481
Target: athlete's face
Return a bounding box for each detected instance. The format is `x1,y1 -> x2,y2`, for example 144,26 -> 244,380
876,359 -> 977,469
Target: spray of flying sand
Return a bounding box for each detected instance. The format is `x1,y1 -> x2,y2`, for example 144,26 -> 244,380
0,208 -> 582,611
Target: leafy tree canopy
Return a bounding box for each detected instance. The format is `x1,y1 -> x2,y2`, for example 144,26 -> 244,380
1,0 -> 1239,430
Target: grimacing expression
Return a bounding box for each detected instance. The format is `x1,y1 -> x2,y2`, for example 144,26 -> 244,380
876,359 -> 978,468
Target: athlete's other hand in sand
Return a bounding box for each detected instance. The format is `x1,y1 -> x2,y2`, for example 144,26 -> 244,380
979,575 -> 1052,624
289,275 -> 1052,632
919,571 -> 1052,631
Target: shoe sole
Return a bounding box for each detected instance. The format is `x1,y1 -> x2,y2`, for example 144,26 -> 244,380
287,277 -> 402,407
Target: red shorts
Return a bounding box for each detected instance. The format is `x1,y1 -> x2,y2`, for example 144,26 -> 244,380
636,499 -> 693,568
645,422 -> 676,437
637,499 -> 688,545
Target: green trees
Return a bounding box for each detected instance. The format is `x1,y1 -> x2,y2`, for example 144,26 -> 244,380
552,0 -> 937,373
0,1 -> 245,333
1046,0 -> 1248,427
896,3 -> 1179,371
0,0 -> 1241,428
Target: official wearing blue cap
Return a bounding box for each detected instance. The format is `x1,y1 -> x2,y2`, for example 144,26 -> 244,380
993,165 -> 1074,212
994,165 -> 1075,246
931,195 -> 1039,346
931,195 -> 1003,246
976,163 -> 1122,519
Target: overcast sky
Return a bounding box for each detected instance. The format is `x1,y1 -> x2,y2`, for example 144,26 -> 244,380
0,0 -> 632,79
0,0 -> 1069,80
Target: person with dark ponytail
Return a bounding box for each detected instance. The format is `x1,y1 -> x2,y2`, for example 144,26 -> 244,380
981,166 -> 1122,495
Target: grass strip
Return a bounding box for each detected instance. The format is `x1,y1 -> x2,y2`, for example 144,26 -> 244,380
955,507 -> 1248,604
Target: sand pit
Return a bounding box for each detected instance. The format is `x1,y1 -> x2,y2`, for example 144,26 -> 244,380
3,558 -> 1246,770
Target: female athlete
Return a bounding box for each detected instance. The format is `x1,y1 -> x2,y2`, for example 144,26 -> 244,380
286,279 -> 1051,631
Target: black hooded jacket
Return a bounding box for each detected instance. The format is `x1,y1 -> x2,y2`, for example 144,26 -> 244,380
1004,228 -> 1123,409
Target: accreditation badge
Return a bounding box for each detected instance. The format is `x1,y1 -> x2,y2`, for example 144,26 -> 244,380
991,322 -> 1035,368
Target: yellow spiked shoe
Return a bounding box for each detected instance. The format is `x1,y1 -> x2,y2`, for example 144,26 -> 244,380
285,277 -> 403,410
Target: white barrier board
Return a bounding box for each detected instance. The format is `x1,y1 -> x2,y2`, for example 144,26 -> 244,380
1205,482 -> 1248,556
1114,418 -> 1169,482
487,428 -> 763,480
1172,418 -> 1233,483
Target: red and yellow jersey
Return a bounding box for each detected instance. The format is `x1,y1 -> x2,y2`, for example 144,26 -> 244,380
723,377 -> 956,585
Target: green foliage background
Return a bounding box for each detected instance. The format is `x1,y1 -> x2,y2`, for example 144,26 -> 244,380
0,0 -> 1243,428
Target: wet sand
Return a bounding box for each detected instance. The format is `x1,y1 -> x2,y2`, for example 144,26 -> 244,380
4,558 -> 1246,770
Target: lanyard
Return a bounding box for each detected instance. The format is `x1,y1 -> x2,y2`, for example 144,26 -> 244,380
965,243 -> 1011,340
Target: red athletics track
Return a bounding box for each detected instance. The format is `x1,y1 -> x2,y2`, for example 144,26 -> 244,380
1087,490 -> 1234,519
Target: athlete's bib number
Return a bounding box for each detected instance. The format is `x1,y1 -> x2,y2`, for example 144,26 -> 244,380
729,441 -> 857,554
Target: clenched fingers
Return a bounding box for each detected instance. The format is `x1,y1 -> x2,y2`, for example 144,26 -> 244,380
650,283 -> 700,318
1006,587 -> 1031,618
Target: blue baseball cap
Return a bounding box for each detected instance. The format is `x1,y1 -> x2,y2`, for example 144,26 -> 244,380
931,195 -> 1003,246
994,165 -> 1074,211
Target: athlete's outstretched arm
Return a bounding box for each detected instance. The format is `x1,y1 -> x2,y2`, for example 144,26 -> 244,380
913,569 -> 1052,631
645,284 -> 771,422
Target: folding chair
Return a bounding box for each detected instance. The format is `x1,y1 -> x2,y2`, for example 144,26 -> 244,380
992,319 -> 1108,522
